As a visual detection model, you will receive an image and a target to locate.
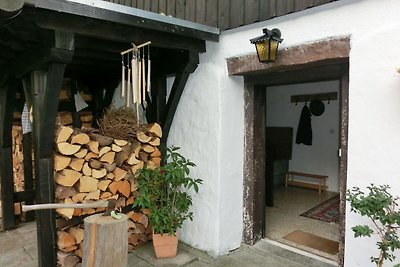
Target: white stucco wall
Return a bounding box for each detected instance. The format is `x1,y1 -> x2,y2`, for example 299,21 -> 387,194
167,0 -> 400,265
266,81 -> 340,192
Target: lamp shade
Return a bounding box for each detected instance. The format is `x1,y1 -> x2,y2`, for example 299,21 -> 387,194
250,28 -> 283,63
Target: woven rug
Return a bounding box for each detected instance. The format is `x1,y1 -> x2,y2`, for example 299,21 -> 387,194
300,195 -> 339,223
283,230 -> 339,255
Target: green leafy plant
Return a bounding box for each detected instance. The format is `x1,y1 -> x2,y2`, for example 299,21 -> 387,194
347,184 -> 400,267
133,146 -> 202,235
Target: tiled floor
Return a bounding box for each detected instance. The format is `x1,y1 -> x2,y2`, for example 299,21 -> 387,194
265,186 -> 339,261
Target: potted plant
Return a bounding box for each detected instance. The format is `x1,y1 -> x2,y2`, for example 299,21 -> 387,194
347,184 -> 400,267
133,146 -> 202,258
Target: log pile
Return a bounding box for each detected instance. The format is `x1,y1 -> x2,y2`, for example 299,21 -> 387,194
12,125 -> 24,216
54,123 -> 162,266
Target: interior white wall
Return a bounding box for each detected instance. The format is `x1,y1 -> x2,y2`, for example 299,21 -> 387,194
266,81 -> 340,192
166,0 -> 400,264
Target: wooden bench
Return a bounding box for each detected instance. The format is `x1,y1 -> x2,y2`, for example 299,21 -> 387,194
284,171 -> 328,194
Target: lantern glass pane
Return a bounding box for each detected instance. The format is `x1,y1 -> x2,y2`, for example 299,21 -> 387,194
269,40 -> 279,61
256,40 -> 270,62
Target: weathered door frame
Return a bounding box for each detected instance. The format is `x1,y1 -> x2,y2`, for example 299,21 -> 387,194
227,37 -> 350,266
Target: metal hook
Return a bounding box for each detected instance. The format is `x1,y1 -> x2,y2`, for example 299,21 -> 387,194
328,97 -> 331,104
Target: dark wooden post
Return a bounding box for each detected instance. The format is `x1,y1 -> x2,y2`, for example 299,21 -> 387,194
30,31 -> 74,267
21,78 -> 35,222
243,84 -> 266,245
0,81 -> 16,229
70,80 -> 82,129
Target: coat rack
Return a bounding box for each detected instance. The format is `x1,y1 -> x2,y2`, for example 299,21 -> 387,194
290,92 -> 337,104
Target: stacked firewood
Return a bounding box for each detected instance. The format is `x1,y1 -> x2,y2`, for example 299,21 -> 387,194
54,123 -> 162,266
12,125 -> 24,216
57,111 -> 93,129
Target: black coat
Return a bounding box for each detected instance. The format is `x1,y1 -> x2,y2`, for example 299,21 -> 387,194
296,104 -> 312,145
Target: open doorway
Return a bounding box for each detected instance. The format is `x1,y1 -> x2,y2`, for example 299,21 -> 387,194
264,81 -> 341,261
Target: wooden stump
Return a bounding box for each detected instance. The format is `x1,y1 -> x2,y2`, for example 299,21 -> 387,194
82,214 -> 128,267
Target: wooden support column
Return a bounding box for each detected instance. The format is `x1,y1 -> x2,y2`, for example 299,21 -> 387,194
161,51 -> 199,145
243,84 -> 266,245
30,30 -> 74,267
70,80 -> 82,128
21,78 -> 35,222
0,81 -> 16,229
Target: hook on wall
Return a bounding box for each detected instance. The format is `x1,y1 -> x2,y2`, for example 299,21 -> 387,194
290,92 -> 337,104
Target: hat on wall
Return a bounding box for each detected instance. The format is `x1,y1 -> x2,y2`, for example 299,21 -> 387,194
309,99 -> 325,116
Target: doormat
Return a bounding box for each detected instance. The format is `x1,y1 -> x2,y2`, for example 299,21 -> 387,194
300,195 -> 339,223
283,230 -> 339,255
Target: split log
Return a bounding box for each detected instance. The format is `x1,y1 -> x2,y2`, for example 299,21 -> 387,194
76,176 -> 98,193
84,152 -> 97,161
98,146 -> 111,157
54,154 -> 72,171
69,158 -> 85,172
67,226 -> 84,244
72,193 -> 87,203
152,157 -> 161,167
55,186 -> 77,200
82,214 -> 128,267
87,140 -> 99,154
144,123 -> 162,138
57,251 -> 80,267
113,167 -> 127,182
100,151 -> 115,164
131,161 -> 144,175
89,133 -> 113,147
108,181 -> 122,195
85,190 -> 100,200
136,131 -> 151,143
56,126 -> 74,143
148,137 -> 160,146
114,139 -> 128,146
103,162 -> 116,172
57,198 -> 75,219
97,180 -> 111,191
126,153 -> 141,165
55,169 -> 82,187
92,168 -> 107,179
57,142 -> 81,156
99,192 -> 112,199
89,159 -> 103,169
118,180 -> 131,198
74,148 -> 88,159
71,133 -> 90,145
111,144 -> 122,152
151,147 -> 161,157
142,144 -> 155,154
82,163 -> 92,176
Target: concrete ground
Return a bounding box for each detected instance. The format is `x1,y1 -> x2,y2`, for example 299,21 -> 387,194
0,222 -> 337,267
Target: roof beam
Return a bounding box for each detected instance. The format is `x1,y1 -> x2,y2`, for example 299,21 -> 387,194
24,0 -> 219,42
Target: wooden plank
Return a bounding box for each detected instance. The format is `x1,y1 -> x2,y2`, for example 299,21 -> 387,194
70,80 -> 82,129
136,0 -> 144,9
268,0 -> 277,18
175,0 -> 185,19
144,0 -> 151,11
244,0 -> 259,25
259,0 -> 270,21
150,0 -> 159,13
13,189 -> 35,202
0,83 -> 16,229
166,0 -> 175,17
287,171 -> 328,179
185,0 -> 196,22
276,0 -> 294,16
195,0 -> 206,25
23,133 -> 35,221
217,0 -> 230,30
206,0 -> 218,27
229,0 -> 244,28
158,0 -> 167,14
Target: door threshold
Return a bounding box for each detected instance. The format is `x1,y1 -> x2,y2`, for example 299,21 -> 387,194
262,238 -> 338,266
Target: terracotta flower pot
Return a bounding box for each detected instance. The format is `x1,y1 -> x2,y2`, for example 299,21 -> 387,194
152,231 -> 178,259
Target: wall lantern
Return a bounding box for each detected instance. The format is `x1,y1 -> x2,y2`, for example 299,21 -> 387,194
250,28 -> 283,63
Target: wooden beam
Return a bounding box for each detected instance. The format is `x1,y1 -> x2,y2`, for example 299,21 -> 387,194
0,81 -> 16,229
161,51 -> 199,145
21,78 -> 35,222
30,30 -> 74,267
31,9 -> 206,53
227,37 -> 350,76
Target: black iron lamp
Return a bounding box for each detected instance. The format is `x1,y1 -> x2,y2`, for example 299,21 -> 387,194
250,28 -> 283,63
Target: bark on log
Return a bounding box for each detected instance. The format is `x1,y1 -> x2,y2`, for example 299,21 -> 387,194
82,214 -> 128,267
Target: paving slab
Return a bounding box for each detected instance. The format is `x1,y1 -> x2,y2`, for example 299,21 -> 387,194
133,243 -> 197,266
